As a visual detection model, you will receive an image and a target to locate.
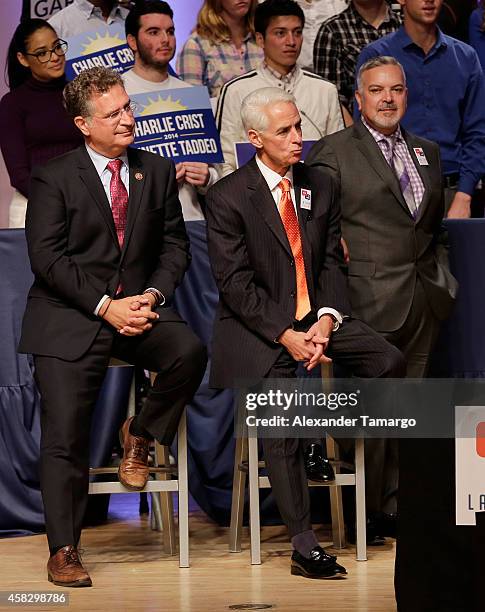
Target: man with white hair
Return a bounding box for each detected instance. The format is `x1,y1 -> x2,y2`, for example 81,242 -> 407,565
206,86 -> 405,579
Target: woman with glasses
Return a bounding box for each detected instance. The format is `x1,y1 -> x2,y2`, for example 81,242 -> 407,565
0,19 -> 82,227
177,0 -> 263,99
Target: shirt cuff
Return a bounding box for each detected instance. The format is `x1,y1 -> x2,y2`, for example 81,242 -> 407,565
94,294 -> 110,317
143,287 -> 165,307
458,174 -> 480,196
317,307 -> 343,324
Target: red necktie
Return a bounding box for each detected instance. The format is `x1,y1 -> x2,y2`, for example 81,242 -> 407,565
278,178 -> 311,320
107,159 -> 128,247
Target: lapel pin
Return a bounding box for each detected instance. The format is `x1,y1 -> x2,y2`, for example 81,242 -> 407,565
300,188 -> 312,210
413,147 -> 429,166
135,172 -> 143,181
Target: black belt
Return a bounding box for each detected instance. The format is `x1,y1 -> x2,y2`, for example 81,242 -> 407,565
443,173 -> 459,189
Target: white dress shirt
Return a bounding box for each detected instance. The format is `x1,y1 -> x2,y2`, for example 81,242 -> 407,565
255,156 -> 342,326
85,144 -> 129,204
87,145 -> 163,316
49,0 -> 128,39
85,145 -> 130,316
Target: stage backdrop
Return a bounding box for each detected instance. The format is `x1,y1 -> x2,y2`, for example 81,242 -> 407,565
0,0 -> 203,227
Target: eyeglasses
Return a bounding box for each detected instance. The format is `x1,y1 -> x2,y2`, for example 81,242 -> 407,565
24,40 -> 68,64
93,101 -> 139,124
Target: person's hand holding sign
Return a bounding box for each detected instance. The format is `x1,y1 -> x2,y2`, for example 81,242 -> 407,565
183,162 -> 210,187
175,162 -> 186,186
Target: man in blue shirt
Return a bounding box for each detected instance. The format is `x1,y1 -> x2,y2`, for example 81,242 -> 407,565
355,0 -> 485,218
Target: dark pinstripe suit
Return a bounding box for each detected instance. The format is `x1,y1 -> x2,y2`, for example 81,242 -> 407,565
206,157 -> 405,537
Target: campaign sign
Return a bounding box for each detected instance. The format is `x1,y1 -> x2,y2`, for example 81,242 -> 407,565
234,140 -> 317,168
455,406 -> 485,525
130,87 -> 224,164
25,0 -> 73,19
65,25 -> 134,80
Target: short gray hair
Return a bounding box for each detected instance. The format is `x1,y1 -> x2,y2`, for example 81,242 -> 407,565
63,67 -> 125,118
241,87 -> 296,132
356,56 -> 406,92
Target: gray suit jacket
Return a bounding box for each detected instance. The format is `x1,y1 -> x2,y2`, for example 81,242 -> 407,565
306,120 -> 457,333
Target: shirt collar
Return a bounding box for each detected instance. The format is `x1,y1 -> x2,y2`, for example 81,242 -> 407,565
361,116 -> 403,147
397,24 -> 448,52
348,2 -> 397,26
85,144 -> 129,177
75,0 -> 126,21
262,61 -> 298,86
255,155 -> 294,193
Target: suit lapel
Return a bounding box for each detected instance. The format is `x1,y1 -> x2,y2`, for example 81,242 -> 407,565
121,148 -> 147,259
293,163 -> 315,299
247,158 -> 292,257
353,121 -> 412,218
77,146 -> 119,247
403,131 -> 432,223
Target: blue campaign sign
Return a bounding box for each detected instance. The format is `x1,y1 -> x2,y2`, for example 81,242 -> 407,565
234,140 -> 317,168
130,87 -> 224,164
65,25 -> 134,80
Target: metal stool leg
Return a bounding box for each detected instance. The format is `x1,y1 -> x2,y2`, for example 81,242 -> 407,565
355,438 -> 367,561
150,491 -> 163,531
177,410 -> 189,568
327,435 -> 346,549
153,442 -> 176,554
248,435 -> 261,565
229,436 -> 248,552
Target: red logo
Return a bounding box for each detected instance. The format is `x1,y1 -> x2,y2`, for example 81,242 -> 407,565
476,422 -> 485,457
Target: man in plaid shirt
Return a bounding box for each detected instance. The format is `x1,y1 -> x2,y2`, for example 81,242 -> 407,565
313,0 -> 400,112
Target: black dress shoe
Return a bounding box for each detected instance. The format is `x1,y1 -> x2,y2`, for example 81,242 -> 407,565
304,443 -> 335,482
347,516 -> 386,546
366,517 -> 386,546
291,546 -> 347,579
374,512 -> 397,539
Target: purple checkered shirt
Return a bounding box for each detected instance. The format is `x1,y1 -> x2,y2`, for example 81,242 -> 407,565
362,117 -> 425,210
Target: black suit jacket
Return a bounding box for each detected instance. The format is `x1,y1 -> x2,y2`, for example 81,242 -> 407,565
19,145 -> 189,360
306,121 -> 458,333
205,157 -> 350,389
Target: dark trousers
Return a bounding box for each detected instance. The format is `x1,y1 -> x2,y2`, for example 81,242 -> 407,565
34,312 -> 207,551
392,283 -> 466,611
261,318 -> 406,538
364,279 -> 441,516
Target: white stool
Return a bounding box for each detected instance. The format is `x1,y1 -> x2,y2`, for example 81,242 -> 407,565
88,360 -> 190,567
229,434 -> 367,564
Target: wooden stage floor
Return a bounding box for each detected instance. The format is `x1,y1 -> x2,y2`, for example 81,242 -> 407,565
0,496 -> 397,612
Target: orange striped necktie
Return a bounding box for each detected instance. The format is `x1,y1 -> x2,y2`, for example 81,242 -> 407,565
278,178 -> 311,320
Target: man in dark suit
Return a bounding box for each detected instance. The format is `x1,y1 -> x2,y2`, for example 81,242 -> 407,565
206,86 -> 406,579
306,56 -> 457,541
18,67 -> 207,587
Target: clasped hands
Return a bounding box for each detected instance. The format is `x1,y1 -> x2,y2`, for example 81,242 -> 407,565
175,162 -> 210,187
100,293 -> 159,336
278,315 -> 334,371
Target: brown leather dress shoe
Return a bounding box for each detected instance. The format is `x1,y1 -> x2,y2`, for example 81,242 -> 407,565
47,546 -> 92,587
118,416 -> 150,490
